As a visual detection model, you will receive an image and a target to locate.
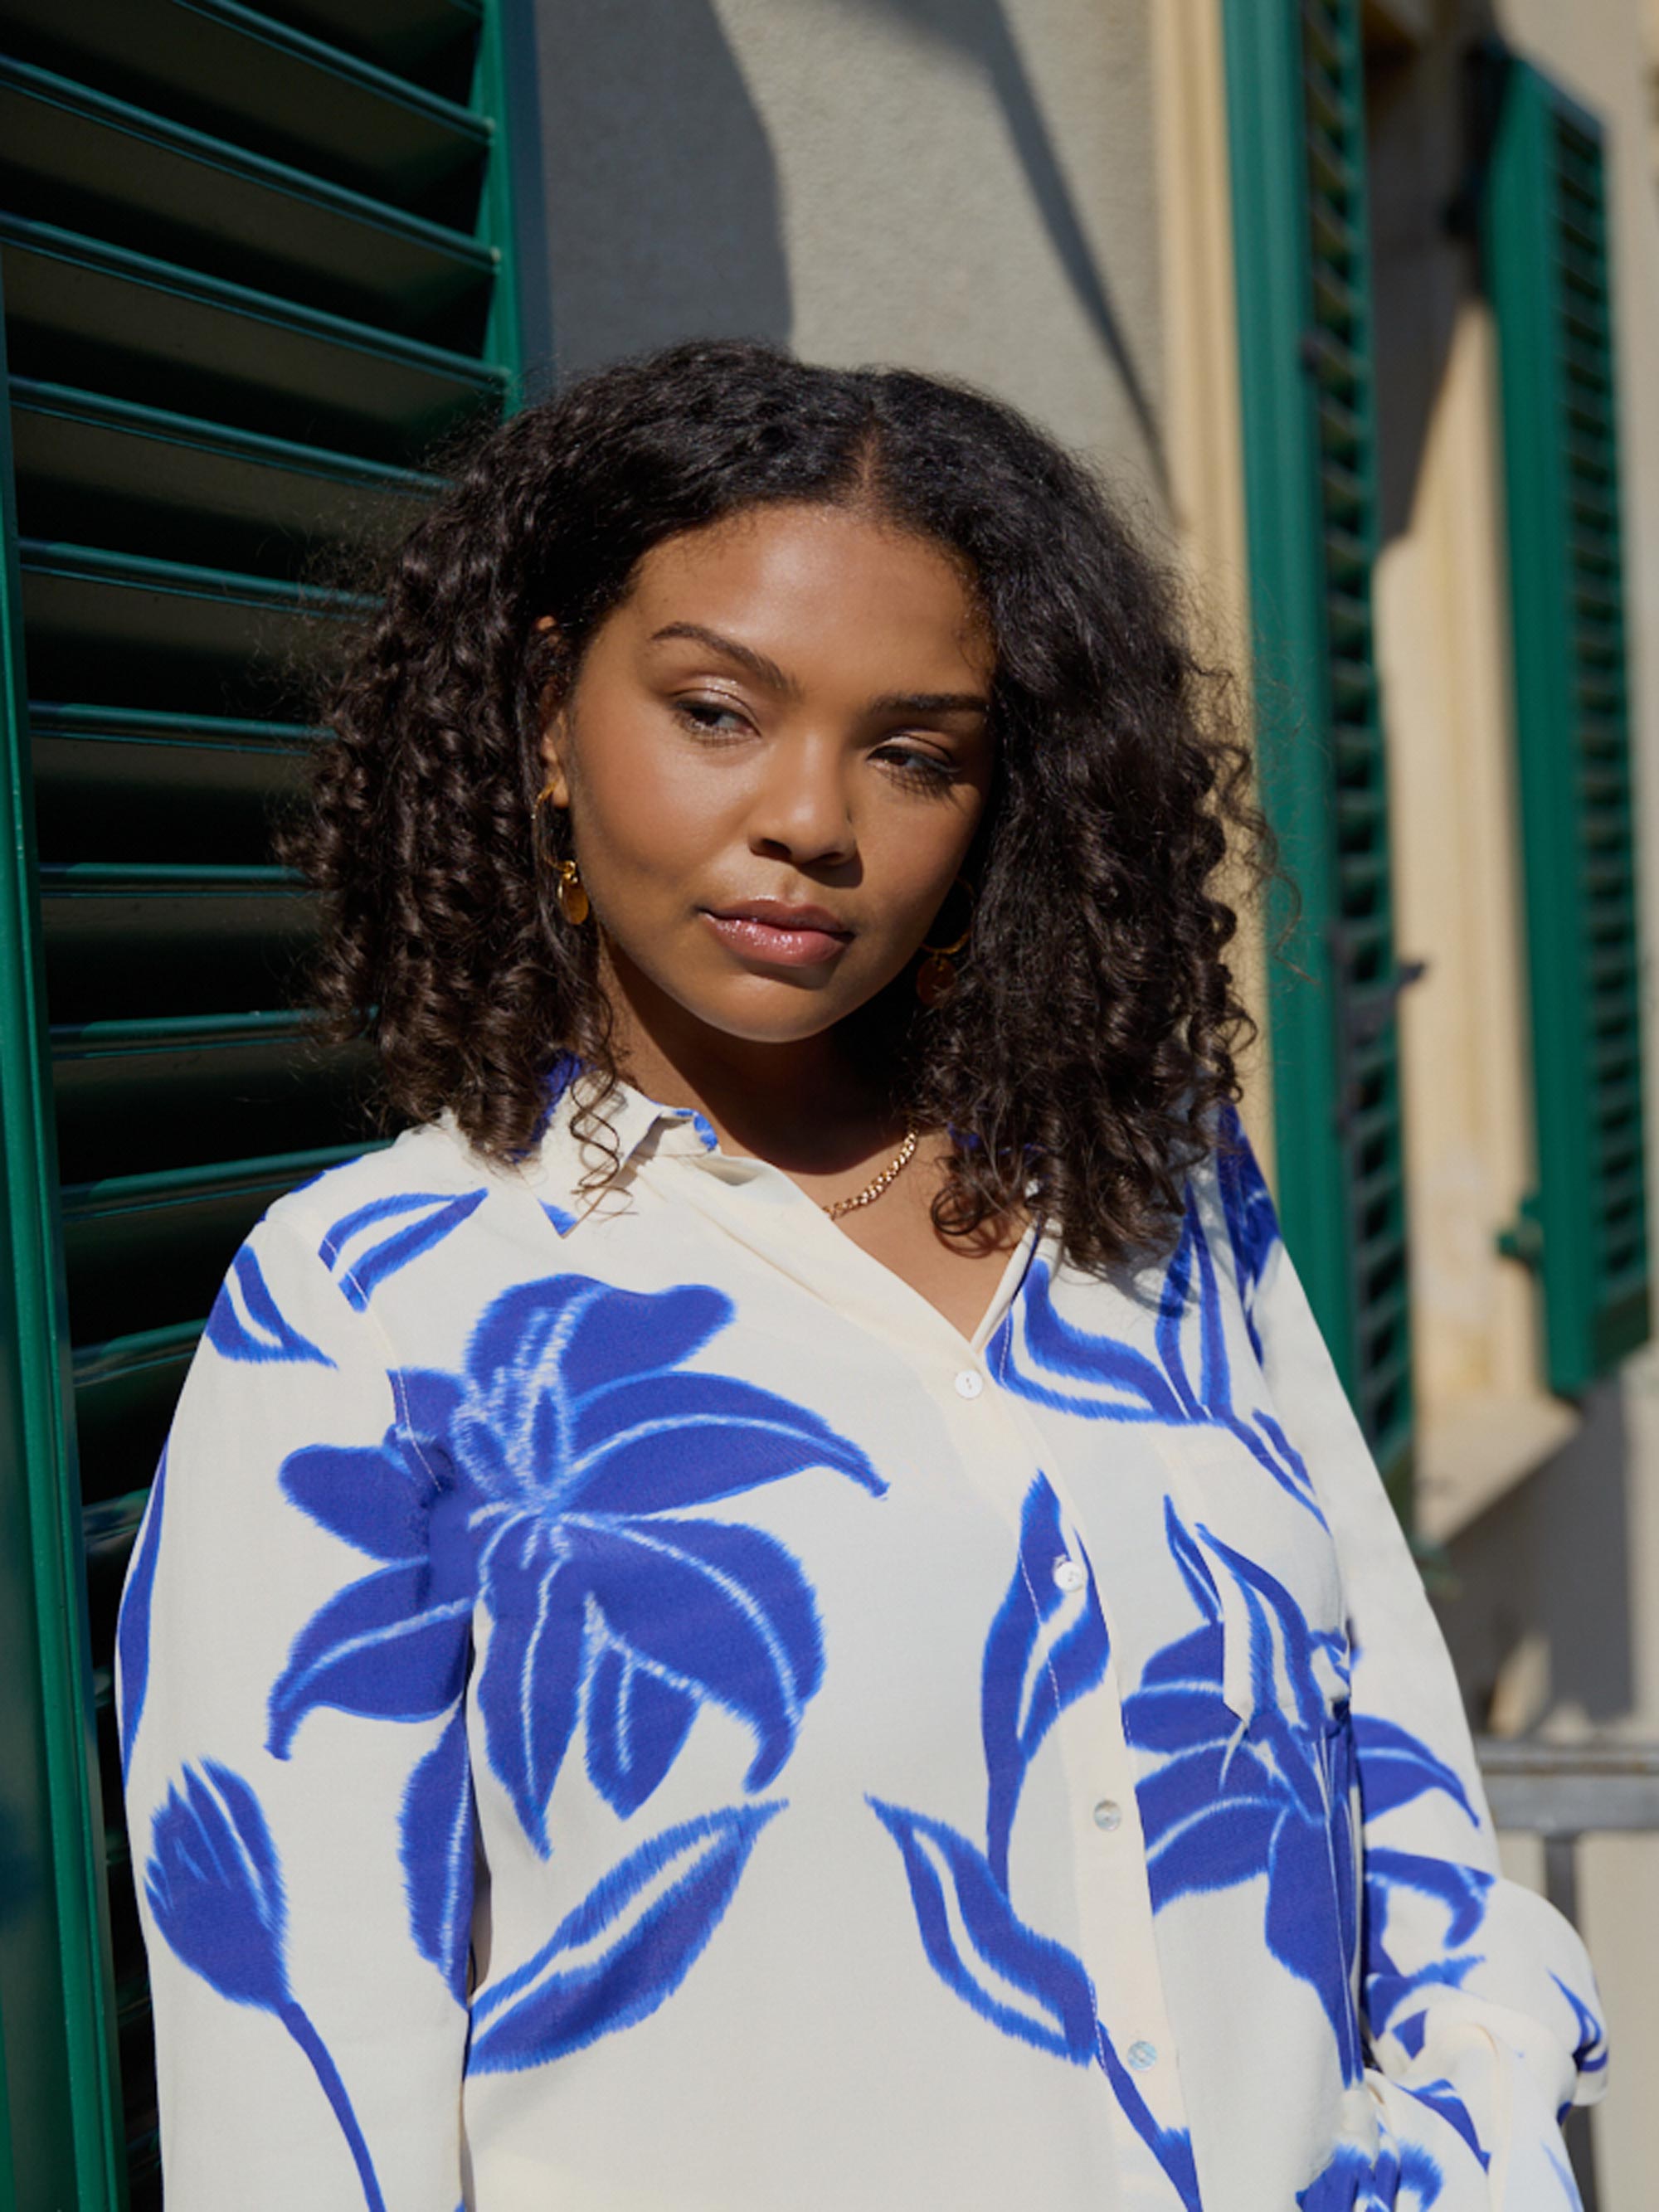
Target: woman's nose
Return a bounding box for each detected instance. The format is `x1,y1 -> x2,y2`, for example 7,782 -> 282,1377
747,737 -> 857,868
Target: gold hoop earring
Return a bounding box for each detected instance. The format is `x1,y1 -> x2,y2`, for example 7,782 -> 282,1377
555,858 -> 590,926
916,876 -> 975,1006
534,778 -> 589,925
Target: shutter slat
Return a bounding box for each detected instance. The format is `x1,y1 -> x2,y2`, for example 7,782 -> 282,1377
2,216 -> 504,458
0,2 -> 520,2195
1225,0 -> 1413,1490
5,0 -> 489,215
2,56 -> 494,341
1486,61 -> 1649,1396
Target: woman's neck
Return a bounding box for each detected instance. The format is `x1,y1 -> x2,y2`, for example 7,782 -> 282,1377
599,946 -> 903,1175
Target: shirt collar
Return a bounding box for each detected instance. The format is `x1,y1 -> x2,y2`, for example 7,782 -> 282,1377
519,1054 -> 724,1237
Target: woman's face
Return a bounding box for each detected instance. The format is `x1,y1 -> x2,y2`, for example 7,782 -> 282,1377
539,500 -> 996,1048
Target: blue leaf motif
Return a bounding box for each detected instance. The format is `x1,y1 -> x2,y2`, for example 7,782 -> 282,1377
991,1224 -> 1324,1519
576,1515 -> 825,1796
267,1565 -> 471,1757
1551,1972 -> 1608,2078
1353,1716 -> 1479,1828
474,1529 -> 586,1855
1213,1099 -> 1279,1360
116,1442 -> 168,1776
866,1799 -> 1097,2062
990,1259 -> 1187,1422
1363,1848 -> 1493,2040
571,1372 -> 882,1511
146,1761 -> 387,2210
205,1244 -> 333,1365
320,1189 -> 487,1306
1124,1505 -> 1366,2078
585,1647 -> 698,1819
281,1441 -> 435,1563
1404,2082 -> 1488,2172
469,1801 -> 785,2073
147,1762 -> 288,2010
401,1709 -> 474,2004
981,1475 -> 1108,1885
1299,2140 -> 1445,2211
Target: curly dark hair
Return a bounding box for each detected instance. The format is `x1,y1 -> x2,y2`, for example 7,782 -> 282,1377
275,338 -> 1275,1271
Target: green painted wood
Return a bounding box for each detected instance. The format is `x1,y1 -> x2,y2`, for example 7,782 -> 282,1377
1,54 -> 495,336
1,215 -> 505,458
1,2 -> 527,2193
1484,56 -> 1649,1394
0,260 -> 125,2212
4,0 -> 489,214
12,380 -> 435,562
1224,0 -> 1414,1495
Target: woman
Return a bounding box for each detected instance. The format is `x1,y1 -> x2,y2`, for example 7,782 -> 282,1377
118,341 -> 1605,2210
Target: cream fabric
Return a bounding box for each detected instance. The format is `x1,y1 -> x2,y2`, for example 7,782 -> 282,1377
118,1070 -> 1607,2210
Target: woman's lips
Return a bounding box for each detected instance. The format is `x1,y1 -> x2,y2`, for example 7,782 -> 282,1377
701,906 -> 854,967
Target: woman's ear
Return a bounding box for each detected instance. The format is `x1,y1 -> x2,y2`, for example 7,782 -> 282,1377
538,726 -> 572,808
533,615 -> 572,804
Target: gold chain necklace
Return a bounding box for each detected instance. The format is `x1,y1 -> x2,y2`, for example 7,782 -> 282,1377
820,1129 -> 920,1220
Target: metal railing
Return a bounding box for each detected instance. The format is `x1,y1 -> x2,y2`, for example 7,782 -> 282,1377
1473,1738 -> 1659,2212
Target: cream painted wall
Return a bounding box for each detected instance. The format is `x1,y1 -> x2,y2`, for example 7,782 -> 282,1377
1432,6 -> 1659,2202
528,0 -> 1167,506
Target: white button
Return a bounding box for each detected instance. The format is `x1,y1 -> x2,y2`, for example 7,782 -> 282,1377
954,1369 -> 984,1399
1092,1798 -> 1122,1832
1126,2039 -> 1158,2070
1052,1556 -> 1086,1592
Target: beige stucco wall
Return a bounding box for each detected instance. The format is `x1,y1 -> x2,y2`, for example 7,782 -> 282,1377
1413,5 -> 1659,2204
528,0 -> 1166,502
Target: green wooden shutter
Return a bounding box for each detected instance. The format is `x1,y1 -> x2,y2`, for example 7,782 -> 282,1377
0,3 -> 528,2200
1483,55 -> 1649,1397
1222,0 -> 1414,1496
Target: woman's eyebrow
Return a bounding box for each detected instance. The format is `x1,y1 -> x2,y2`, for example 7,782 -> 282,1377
649,624 -> 989,717
866,688 -> 990,717
649,623 -> 799,697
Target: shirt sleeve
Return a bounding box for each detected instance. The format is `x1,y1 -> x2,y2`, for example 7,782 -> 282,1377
115,1201 -> 476,2212
1211,1111 -> 1608,2205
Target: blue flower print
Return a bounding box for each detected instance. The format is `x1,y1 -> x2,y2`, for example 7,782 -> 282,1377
1123,1503 -> 1364,2078
266,1393 -> 474,1760
146,1762 -> 387,2212
319,1189 -> 487,1308
455,1274 -> 883,1849
989,1186 -> 1324,1519
1212,1098 -> 1277,1363
1363,1846 -> 1493,2048
469,1800 -> 784,2072
1299,2138 -> 1444,2210
1551,1973 -> 1609,2083
116,1440 -> 169,1777
269,1272 -> 883,1864
871,1478 -> 1200,2211
205,1243 -> 333,1365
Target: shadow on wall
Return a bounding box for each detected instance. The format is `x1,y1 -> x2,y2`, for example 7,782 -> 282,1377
1434,1378 -> 1636,1735
530,0 -> 793,384
1365,0 -> 1501,547
530,0 -> 1160,487
836,0 -> 1162,479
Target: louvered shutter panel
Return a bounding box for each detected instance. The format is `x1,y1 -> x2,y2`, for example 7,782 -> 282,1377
1483,56 -> 1649,1398
0,4 -> 527,2200
1223,0 -> 1413,1496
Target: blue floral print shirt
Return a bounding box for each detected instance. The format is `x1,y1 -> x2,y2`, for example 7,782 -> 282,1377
118,1067 -> 1608,2212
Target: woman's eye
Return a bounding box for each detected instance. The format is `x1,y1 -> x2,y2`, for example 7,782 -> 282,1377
674,698 -> 751,736
875,745 -> 957,789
